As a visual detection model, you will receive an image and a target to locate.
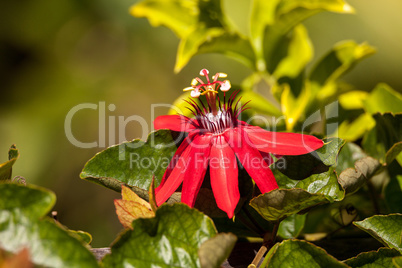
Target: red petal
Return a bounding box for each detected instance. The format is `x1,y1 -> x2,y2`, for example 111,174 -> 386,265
156,130 -> 203,193
243,126 -> 323,155
180,134 -> 212,207
155,135 -> 190,194
154,115 -> 197,132
155,141 -> 192,206
224,128 -> 278,193
209,136 -> 239,218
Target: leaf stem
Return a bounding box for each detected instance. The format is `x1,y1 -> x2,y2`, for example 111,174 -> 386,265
250,221 -> 280,267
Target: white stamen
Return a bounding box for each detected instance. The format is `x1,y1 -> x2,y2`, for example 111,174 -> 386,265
220,80 -> 231,91
200,69 -> 209,76
191,90 -> 201,98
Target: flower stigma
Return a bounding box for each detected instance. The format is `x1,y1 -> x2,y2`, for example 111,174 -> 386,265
183,68 -> 231,116
183,69 -> 246,135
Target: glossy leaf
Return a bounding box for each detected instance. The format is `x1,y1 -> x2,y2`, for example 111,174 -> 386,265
264,0 -> 354,73
338,157 -> 381,195
273,24 -> 313,79
250,188 -> 329,222
131,0 -> 240,72
344,247 -> 401,268
337,113 -> 376,142
198,233 -> 237,268
102,203 -> 217,267
309,41 -> 375,93
0,183 -> 99,267
80,130 -> 178,197
362,113 -> 402,163
130,0 -> 198,38
274,138 -> 345,202
364,83 -> 402,114
278,213 -> 306,239
262,239 -> 347,267
175,26 -> 225,72
354,214 -> 402,253
0,183 -> 55,219
0,145 -> 19,181
194,32 -> 256,71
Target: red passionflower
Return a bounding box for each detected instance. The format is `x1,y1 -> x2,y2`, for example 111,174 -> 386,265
154,69 -> 323,218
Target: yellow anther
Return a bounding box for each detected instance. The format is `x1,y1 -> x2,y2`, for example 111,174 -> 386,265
191,78 -> 198,86
183,87 -> 194,92
218,73 -> 227,78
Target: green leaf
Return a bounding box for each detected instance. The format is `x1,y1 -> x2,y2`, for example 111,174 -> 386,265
197,32 -> 256,71
237,90 -> 282,116
344,248 -> 401,268
386,142 -> 402,165
339,90 -> 369,110
337,113 -> 376,142
338,157 -> 381,195
0,183 -> 55,219
0,183 -> 98,267
362,113 -> 402,163
263,0 -> 354,73
276,0 -> 354,16
278,213 -> 306,239
131,0 -> 240,72
250,0 -> 281,70
198,233 -> 237,268
0,145 -> 19,181
364,83 -> 402,114
335,142 -> 367,174
280,82 -> 311,131
250,188 -> 329,222
130,0 -> 198,38
68,230 -> 93,244
175,26 -> 225,72
310,41 -> 375,87
354,214 -> 402,253
80,130 -> 178,197
102,203 -> 217,267
274,138 -> 345,202
273,24 -> 313,79
262,239 -> 347,267
394,256 -> 402,267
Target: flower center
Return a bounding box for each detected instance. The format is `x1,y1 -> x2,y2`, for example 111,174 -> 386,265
183,69 -> 248,134
183,68 -> 231,116
198,109 -> 234,135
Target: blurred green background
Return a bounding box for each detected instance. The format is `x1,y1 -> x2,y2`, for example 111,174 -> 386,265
1,0 -> 401,247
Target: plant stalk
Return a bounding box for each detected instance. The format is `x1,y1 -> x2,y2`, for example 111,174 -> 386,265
250,221 -> 280,267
